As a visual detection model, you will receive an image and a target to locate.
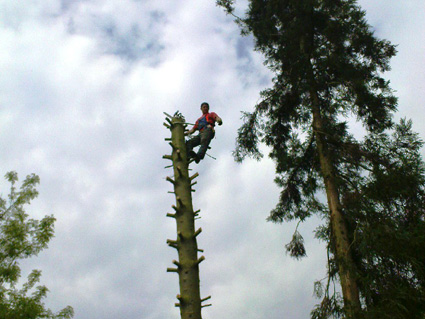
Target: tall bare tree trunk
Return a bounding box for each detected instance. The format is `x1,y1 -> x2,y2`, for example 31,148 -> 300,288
309,88 -> 362,318
297,10 -> 362,312
163,112 -> 211,319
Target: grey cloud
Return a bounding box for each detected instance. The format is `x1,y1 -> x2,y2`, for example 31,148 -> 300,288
2,1 -> 425,319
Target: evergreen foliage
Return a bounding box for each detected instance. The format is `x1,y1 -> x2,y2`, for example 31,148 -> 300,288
0,172 -> 74,319
217,0 -> 425,317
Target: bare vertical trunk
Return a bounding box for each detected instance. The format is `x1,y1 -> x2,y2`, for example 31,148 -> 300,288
297,6 -> 361,310
163,112 -> 210,319
309,82 -> 361,317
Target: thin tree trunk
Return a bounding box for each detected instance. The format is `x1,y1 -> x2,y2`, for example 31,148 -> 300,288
163,113 -> 210,319
309,82 -> 362,318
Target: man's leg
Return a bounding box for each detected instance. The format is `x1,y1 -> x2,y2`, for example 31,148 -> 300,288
186,135 -> 201,159
197,128 -> 215,160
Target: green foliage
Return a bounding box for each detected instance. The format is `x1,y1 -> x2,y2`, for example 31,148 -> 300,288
344,120 -> 425,318
218,0 -> 425,317
285,230 -> 306,259
216,0 -> 235,14
0,172 -> 73,319
311,280 -> 344,319
285,221 -> 307,259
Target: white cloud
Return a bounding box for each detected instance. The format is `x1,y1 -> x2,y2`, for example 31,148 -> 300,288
1,0 -> 424,318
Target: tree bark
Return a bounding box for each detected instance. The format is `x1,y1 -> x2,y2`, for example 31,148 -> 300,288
309,81 -> 362,318
164,113 -> 208,319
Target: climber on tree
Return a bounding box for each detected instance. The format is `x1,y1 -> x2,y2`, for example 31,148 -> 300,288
185,102 -> 223,163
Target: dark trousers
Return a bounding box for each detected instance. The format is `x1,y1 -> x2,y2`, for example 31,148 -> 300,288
186,128 -> 215,159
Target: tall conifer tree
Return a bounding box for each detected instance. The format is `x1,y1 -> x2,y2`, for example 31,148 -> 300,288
217,0 -> 425,317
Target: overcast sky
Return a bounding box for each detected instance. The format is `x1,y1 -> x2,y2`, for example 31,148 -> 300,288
0,1 -> 424,318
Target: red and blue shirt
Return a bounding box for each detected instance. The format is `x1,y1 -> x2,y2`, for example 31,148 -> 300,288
193,112 -> 219,131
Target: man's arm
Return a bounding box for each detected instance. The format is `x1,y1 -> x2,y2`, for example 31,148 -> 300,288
216,115 -> 223,126
185,127 -> 196,135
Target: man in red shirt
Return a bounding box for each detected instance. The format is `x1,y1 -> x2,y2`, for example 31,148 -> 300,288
185,102 -> 223,163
